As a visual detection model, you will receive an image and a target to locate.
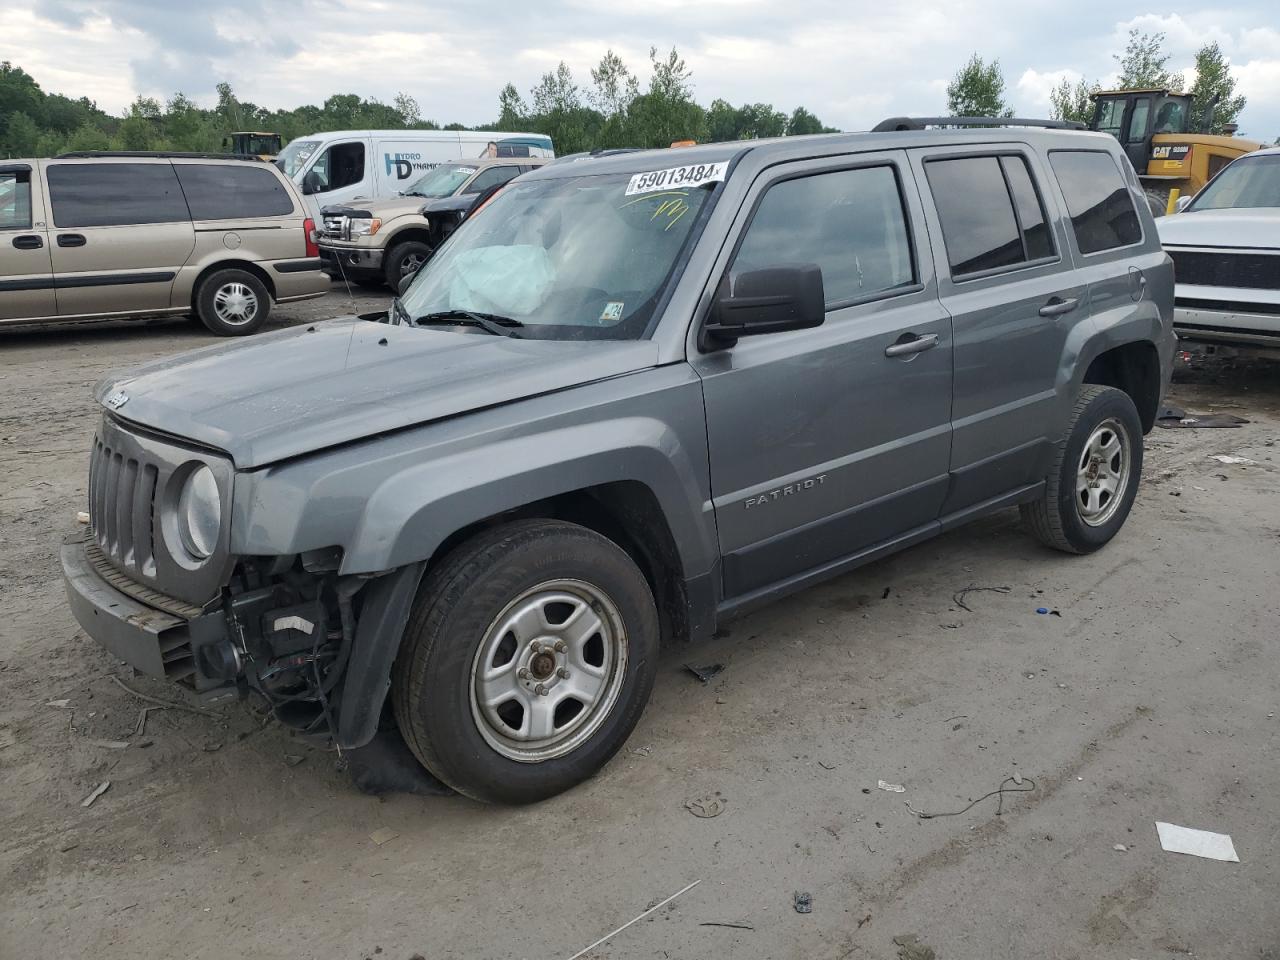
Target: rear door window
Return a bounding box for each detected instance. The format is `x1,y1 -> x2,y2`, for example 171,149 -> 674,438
925,153 -> 1057,278
463,165 -> 522,195
731,164 -> 916,307
47,163 -> 189,228
174,164 -> 295,219
1048,150 -> 1143,254
0,169 -> 33,230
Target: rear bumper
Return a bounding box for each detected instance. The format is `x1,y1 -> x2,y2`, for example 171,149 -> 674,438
1174,305 -> 1280,349
267,259 -> 330,301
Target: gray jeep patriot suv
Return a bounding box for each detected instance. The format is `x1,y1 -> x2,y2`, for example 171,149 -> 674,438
62,123 -> 1174,804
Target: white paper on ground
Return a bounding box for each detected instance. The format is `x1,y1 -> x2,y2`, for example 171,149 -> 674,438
1155,821 -> 1239,862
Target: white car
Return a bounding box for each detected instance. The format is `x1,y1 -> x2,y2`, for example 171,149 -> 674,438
1157,146 -> 1280,351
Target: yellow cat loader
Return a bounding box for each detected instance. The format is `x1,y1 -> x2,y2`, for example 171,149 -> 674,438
222,131 -> 284,161
1089,88 -> 1262,214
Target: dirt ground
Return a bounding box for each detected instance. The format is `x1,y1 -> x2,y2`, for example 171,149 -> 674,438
2,288 -> 1279,960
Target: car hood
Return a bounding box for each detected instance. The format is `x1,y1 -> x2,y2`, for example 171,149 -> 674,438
1156,208 -> 1280,249
97,317 -> 660,468
324,195 -> 427,221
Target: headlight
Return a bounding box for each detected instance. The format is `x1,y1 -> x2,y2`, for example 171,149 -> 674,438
348,217 -> 381,238
177,466 -> 221,560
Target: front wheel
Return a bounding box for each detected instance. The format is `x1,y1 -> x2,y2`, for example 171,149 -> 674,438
1021,385 -> 1144,554
383,241 -> 433,290
392,519 -> 659,804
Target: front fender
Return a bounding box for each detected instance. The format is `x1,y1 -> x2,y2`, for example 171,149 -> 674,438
346,415 -> 715,576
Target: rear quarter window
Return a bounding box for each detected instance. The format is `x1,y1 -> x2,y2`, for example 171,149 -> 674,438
47,162 -> 189,228
1048,150 -> 1143,255
174,164 -> 295,219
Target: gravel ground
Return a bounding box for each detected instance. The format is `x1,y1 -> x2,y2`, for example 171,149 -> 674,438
2,291 -> 1278,959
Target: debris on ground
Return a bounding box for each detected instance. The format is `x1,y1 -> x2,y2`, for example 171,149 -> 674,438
904,775 -> 1035,819
882,587 -> 892,599
1156,821 -> 1239,862
699,921 -> 754,931
894,933 -> 937,960
46,699 -> 71,709
345,729 -> 454,797
683,663 -> 724,684
793,891 -> 812,914
877,780 -> 906,793
80,781 -> 110,808
952,584 -> 1010,612
75,510 -> 90,524
1036,607 -> 1049,615
1113,843 -> 1127,851
563,880 -> 701,960
818,760 -> 836,770
85,739 -> 130,749
684,796 -> 726,818
1210,454 -> 1256,465
368,828 -> 399,846
1156,405 -> 1248,428
858,914 -> 872,928
110,675 -> 221,719
283,754 -> 305,767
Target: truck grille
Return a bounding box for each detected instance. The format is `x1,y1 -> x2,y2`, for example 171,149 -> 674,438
1169,250 -> 1280,290
88,436 -> 159,580
320,214 -> 348,239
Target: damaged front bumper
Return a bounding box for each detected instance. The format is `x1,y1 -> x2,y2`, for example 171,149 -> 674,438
61,533 -> 423,749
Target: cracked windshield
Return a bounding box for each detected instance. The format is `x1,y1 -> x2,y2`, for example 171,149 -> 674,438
398,173 -> 717,339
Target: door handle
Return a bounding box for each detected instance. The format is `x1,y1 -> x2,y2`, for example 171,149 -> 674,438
1038,296 -> 1079,317
12,234 -> 44,250
884,333 -> 940,358
57,234 -> 87,248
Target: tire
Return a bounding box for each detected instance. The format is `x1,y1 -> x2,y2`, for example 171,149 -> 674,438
392,519 -> 659,804
1144,186 -> 1170,218
352,275 -> 388,290
195,268 -> 270,336
383,241 -> 433,290
1021,385 -> 1144,554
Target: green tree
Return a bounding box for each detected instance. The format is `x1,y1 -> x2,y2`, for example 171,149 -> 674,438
946,54 -> 1014,118
496,83 -> 527,129
786,106 -> 835,136
1114,28 -> 1183,90
3,110 -> 40,156
589,49 -> 639,118
1049,77 -> 1097,124
394,91 -> 422,126
627,46 -> 705,147
1187,41 -> 1246,133
66,121 -> 111,151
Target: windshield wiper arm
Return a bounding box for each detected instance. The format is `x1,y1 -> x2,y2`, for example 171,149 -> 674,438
390,296 -> 410,326
413,310 -> 523,338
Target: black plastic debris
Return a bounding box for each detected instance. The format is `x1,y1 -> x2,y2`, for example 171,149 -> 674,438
1156,404 -> 1248,428
684,663 -> 724,684
793,891 -> 813,914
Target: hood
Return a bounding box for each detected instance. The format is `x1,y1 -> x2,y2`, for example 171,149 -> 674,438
97,318 -> 660,468
1156,208 -> 1280,250
422,194 -> 476,217
323,195 -> 427,221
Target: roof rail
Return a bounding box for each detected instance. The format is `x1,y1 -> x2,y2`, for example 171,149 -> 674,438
54,151 -> 264,162
872,117 -> 1086,132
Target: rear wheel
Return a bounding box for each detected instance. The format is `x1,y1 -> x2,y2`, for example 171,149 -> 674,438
1021,385 -> 1143,554
383,241 -> 432,290
195,268 -> 270,336
392,519 -> 659,804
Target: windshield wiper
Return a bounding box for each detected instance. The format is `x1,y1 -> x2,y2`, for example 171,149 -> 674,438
413,310 -> 523,338
390,296 -> 410,326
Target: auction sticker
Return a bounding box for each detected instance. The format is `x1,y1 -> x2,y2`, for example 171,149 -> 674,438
626,161 -> 728,196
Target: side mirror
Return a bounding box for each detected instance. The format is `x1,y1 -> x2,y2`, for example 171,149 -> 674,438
301,171 -> 323,195
702,265 -> 825,347
397,272 -> 416,296
1175,195 -> 1193,213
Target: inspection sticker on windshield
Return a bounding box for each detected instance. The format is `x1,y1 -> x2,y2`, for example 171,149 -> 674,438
600,301 -> 625,322
625,161 -> 728,196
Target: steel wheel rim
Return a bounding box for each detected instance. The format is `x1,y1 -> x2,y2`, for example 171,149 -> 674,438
469,579 -> 627,763
1076,417 -> 1130,527
399,252 -> 425,277
212,282 -> 258,326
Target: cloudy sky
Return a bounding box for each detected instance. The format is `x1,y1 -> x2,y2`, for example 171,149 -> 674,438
5,0 -> 1280,140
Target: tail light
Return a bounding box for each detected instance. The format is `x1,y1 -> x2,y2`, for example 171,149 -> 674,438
303,218 -> 319,258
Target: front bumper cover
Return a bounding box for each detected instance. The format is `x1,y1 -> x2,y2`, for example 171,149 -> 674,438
318,244 -> 384,277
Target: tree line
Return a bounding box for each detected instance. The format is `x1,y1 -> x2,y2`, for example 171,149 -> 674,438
947,29 -> 1253,137
0,46 -> 836,160
1,32 -> 1267,160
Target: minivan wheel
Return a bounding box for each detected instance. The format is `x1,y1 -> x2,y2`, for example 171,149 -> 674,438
383,241 -> 432,289
1021,385 -> 1144,554
392,519 -> 659,804
195,269 -> 270,336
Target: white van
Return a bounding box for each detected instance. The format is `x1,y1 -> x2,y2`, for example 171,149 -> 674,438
276,130 -> 555,219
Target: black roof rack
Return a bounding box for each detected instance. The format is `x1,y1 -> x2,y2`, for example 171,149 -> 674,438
872,117 -> 1086,132
55,151 -> 264,161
